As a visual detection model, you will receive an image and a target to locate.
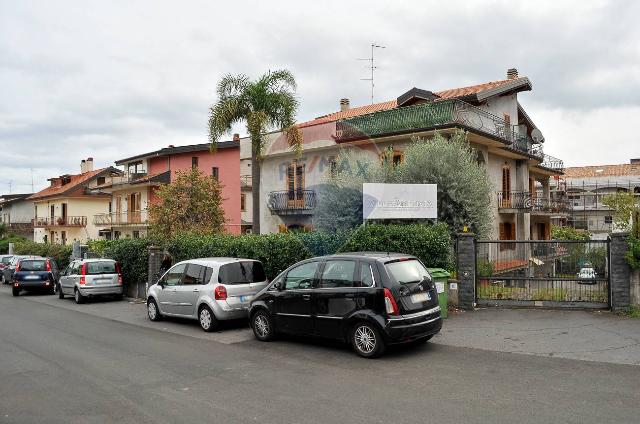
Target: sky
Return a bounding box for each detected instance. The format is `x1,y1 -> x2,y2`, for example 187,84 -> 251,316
1,0 -> 639,193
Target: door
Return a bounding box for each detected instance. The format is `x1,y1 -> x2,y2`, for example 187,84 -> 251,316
274,261 -> 319,335
129,192 -> 141,223
61,203 -> 68,224
156,263 -> 186,315
286,162 -> 305,208
115,197 -> 122,224
61,261 -> 78,295
314,259 -> 359,339
174,263 -> 206,317
50,205 -> 55,226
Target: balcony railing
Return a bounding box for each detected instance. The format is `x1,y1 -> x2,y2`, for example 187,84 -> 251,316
531,197 -> 571,214
33,216 -> 87,228
334,99 -> 544,159
93,210 -> 149,227
268,190 -> 316,214
241,175 -> 252,189
497,191 -> 532,210
540,154 -> 565,172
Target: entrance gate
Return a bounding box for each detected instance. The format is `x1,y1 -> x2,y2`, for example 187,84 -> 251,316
475,240 -> 610,309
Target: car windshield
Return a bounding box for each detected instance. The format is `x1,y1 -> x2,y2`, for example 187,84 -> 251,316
385,259 -> 431,285
218,261 -> 266,285
86,261 -> 117,275
20,260 -> 47,271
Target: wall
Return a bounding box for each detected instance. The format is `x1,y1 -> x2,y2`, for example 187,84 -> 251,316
33,197 -> 110,243
3,200 -> 34,224
631,269 -> 640,307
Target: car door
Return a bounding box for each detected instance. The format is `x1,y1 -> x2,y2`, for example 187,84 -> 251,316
62,262 -> 77,294
314,259 -> 359,339
156,263 -> 186,315
174,263 -> 205,317
274,260 -> 320,335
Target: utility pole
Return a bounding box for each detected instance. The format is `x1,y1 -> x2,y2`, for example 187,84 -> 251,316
358,43 -> 385,104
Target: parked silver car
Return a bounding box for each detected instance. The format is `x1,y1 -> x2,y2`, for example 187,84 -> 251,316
57,259 -> 123,304
146,258 -> 269,332
2,255 -> 35,284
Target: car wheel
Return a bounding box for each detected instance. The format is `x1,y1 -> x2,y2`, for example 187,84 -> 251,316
198,305 -> 218,332
1,274 -> 4,284
57,284 -> 64,299
147,298 -> 162,321
351,321 -> 385,358
12,287 -> 19,297
74,289 -> 85,304
251,310 -> 275,341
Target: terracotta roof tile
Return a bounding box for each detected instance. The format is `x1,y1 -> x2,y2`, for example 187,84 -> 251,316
563,164 -> 640,178
29,168 -> 107,200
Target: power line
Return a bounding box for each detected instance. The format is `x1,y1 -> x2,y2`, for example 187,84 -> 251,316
358,43 -> 385,104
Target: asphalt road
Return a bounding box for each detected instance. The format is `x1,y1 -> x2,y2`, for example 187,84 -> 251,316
1,290 -> 639,424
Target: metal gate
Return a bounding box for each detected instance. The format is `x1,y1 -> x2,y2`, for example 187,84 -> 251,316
475,240 -> 610,309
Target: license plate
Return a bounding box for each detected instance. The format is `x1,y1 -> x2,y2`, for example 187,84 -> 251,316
25,275 -> 40,280
239,295 -> 252,302
411,292 -> 431,303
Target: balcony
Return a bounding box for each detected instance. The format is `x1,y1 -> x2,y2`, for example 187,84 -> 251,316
93,211 -> 149,227
539,154 -> 565,172
335,99 -> 544,159
497,191 -> 532,210
531,197 -> 571,215
268,190 -> 316,215
241,175 -> 252,189
33,216 -> 87,228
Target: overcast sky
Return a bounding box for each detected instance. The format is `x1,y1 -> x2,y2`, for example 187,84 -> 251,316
1,0 -> 639,193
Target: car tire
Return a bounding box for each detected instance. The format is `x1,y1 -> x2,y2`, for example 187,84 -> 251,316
198,305 -> 218,332
114,294 -> 123,301
351,321 -> 385,358
251,309 -> 275,342
57,284 -> 64,299
1,274 -> 4,284
74,289 -> 85,304
12,287 -> 19,297
147,298 -> 162,321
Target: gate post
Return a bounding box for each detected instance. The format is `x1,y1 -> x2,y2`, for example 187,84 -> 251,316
147,246 -> 163,298
457,233 -> 476,310
609,232 -> 630,311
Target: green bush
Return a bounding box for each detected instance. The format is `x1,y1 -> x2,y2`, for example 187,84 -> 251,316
551,225 -> 591,241
294,230 -> 352,257
627,234 -> 640,270
12,240 -> 73,269
338,223 -> 452,269
102,238 -> 155,288
0,235 -> 28,254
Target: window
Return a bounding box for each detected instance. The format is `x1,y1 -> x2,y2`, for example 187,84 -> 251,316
212,167 -> 219,179
286,161 -> 306,205
359,263 -> 375,287
379,149 -> 404,166
132,231 -> 140,239
19,260 -> 47,272
319,260 -> 356,288
97,176 -> 105,185
86,261 -> 117,275
502,165 -> 511,194
192,157 -> 199,168
604,216 -> 613,224
163,263 -> 186,286
183,264 -> 207,285
283,261 -> 319,290
241,194 -> 246,212
385,260 -> 431,285
499,222 -> 516,250
218,261 -> 266,285
127,161 -> 145,175
503,113 -> 511,126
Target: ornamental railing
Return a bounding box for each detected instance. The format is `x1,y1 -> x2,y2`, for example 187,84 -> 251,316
540,154 -> 565,172
267,190 -> 316,214
33,216 -> 87,228
93,210 -> 149,226
531,197 -> 571,214
497,191 -> 532,210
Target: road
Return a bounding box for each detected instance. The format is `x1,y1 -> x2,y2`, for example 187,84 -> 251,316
0,289 -> 639,424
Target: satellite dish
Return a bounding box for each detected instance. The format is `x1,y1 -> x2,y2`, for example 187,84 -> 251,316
531,128 -> 544,143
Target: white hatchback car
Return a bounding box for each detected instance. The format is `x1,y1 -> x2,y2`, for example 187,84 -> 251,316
146,258 -> 269,331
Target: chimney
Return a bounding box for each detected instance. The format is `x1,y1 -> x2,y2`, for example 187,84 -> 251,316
507,68 -> 518,80
80,159 -> 86,174
233,133 -> 240,142
340,98 -> 350,112
86,157 -> 94,172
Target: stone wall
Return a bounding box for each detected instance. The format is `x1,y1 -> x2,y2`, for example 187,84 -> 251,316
610,232 -> 631,311
631,269 -> 640,307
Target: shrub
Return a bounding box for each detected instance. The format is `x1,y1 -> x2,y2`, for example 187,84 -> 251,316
0,235 -> 28,254
551,225 -> 591,241
294,230 -> 352,257
627,234 -> 640,270
338,223 -> 452,269
12,240 -> 73,269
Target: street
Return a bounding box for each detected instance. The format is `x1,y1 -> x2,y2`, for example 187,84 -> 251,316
1,288 -> 639,424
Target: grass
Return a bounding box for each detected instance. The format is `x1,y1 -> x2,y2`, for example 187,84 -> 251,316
617,306 -> 640,318
476,281 -> 608,303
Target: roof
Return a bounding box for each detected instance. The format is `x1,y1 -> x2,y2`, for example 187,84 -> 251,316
297,77 -> 532,128
0,193 -> 33,206
563,163 -> 640,179
115,141 -> 238,165
175,257 -> 261,267
28,168 -> 112,201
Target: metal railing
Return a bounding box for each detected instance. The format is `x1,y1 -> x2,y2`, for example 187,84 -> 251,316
334,99 -> 545,159
540,154 -> 564,172
267,190 -> 316,214
93,210 -> 149,226
531,197 -> 571,214
241,175 -> 252,188
497,191 -> 531,210
33,216 -> 87,227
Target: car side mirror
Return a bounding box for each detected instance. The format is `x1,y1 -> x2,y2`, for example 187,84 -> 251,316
273,281 -> 281,291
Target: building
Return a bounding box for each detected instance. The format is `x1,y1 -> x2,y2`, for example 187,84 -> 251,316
258,69 -> 566,241
92,141 -> 242,238
238,134 -> 253,233
29,158 -> 119,244
0,193 -> 34,239
551,159 -> 640,239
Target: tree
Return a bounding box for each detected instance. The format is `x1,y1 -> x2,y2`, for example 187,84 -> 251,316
314,131 -> 493,237
208,70 -> 302,234
602,191 -> 639,232
551,225 -> 591,241
148,168 -> 225,239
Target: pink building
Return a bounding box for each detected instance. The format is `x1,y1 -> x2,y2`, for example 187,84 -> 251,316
93,141 -> 241,238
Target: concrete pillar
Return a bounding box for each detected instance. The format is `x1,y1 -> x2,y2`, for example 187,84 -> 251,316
610,233 -> 630,311
456,233 -> 476,310
7,242 -> 14,255
147,246 -> 163,297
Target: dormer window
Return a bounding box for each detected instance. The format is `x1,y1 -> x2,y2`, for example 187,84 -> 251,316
61,176 -> 71,185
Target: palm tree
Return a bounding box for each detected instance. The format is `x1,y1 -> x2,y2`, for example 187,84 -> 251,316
208,70 -> 302,234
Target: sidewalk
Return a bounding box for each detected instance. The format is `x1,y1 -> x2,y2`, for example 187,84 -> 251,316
434,308 -> 640,366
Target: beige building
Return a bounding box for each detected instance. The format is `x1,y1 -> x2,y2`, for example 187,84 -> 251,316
29,158 -> 119,244
258,69 -> 566,241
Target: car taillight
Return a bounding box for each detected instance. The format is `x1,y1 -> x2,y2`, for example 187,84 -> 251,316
116,262 -> 123,284
46,259 -> 52,272
80,263 -> 87,285
214,285 -> 227,300
383,288 -> 399,316
15,263 -> 20,272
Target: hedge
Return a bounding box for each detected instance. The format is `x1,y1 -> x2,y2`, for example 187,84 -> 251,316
12,240 -> 74,269
0,235 -> 28,255
338,223 -> 452,269
293,230 -> 352,257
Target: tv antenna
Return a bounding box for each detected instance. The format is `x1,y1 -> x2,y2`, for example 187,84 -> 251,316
358,43 -> 385,104
8,180 -> 12,194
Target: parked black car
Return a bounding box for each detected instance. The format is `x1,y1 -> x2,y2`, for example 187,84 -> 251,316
12,257 -> 59,296
249,253 -> 442,358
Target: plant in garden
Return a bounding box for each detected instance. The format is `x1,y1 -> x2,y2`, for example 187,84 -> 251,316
148,168 -> 225,239
551,225 -> 591,241
602,192 -> 639,232
208,70 -> 302,234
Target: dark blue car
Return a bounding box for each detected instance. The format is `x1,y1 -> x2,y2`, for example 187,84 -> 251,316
12,257 -> 59,297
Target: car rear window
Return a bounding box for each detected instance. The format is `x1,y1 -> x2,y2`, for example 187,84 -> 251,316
1,257 -> 12,265
385,259 -> 431,285
218,261 -> 266,285
20,260 -> 47,271
86,261 -> 117,275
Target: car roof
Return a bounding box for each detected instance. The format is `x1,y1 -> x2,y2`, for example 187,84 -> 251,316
76,258 -> 116,263
176,257 -> 261,267
314,252 -> 417,262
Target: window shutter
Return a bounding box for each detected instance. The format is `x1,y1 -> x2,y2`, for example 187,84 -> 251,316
499,223 -> 506,240
510,223 -> 517,240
